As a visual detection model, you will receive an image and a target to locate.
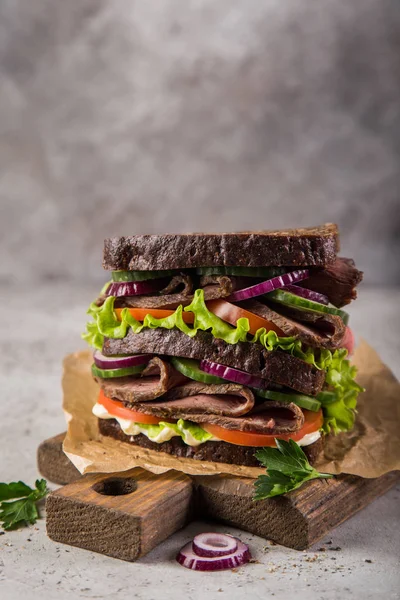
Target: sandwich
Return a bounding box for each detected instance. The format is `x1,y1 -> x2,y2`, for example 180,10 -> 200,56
83,224 -> 363,469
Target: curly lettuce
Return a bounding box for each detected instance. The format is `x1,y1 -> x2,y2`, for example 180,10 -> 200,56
83,288 -> 363,433
316,350 -> 363,434
83,289 -> 301,353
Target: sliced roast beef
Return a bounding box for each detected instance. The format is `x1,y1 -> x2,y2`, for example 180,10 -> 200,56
239,299 -> 346,349
103,329 -> 325,395
200,401 -> 305,433
160,273 -> 193,295
104,395 -> 303,434
303,257 -> 363,307
112,275 -> 253,310
100,376 -> 254,415
125,387 -> 254,418
114,291 -> 191,309
199,274 -> 234,297
94,356 -> 188,403
162,380 -> 254,408
127,393 -> 251,418
112,279 -> 237,310
199,275 -> 259,297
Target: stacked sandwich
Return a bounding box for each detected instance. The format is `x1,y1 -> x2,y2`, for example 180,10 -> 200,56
84,224 -> 363,467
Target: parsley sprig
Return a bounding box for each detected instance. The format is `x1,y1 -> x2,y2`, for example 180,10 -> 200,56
0,479 -> 49,530
254,439 -> 333,500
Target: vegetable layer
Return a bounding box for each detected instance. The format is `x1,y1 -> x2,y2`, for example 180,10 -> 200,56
84,288 -> 363,433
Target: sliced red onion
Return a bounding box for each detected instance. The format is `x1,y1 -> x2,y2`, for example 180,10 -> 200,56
192,533 -> 238,558
200,360 -> 268,389
283,284 -> 329,305
177,537 -> 251,571
93,350 -> 153,370
106,279 -> 169,297
228,269 -> 309,302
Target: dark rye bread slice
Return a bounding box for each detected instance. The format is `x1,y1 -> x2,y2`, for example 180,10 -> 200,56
99,418 -> 324,468
103,223 -> 339,271
103,329 -> 325,396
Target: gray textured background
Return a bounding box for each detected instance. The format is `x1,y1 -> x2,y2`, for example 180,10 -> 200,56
1,0 -> 399,285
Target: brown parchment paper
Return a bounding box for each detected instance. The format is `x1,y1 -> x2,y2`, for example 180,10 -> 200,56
62,340 -> 400,479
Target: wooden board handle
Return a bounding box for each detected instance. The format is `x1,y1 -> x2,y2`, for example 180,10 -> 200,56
46,467 -> 193,561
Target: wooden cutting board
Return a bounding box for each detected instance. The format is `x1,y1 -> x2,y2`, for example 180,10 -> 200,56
39,433 -> 399,561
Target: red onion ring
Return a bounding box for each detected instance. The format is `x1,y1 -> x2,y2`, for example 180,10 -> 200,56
200,360 -> 268,389
106,278 -> 169,297
228,269 -> 309,302
192,533 -> 238,558
93,350 -> 153,370
283,284 -> 329,305
177,536 -> 251,571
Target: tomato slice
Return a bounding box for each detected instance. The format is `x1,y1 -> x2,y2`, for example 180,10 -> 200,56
203,409 -> 323,447
97,390 -> 173,424
206,299 -> 284,336
114,307 -> 194,324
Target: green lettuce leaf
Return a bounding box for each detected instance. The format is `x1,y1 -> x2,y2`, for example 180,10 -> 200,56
84,288 -> 363,434
177,420 -> 215,444
118,419 -> 214,445
317,349 -> 364,434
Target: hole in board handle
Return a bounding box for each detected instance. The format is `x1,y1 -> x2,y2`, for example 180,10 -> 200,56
92,477 -> 137,496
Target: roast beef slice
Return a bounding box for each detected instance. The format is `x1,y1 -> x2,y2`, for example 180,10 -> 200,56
126,386 -> 254,418
95,356 -> 188,403
113,275 -> 238,309
103,329 -> 325,396
103,224 -> 339,271
303,257 -> 363,307
239,299 -> 346,349
160,273 -> 193,295
104,395 -> 303,434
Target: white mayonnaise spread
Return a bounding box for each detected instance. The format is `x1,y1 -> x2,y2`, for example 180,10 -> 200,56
92,402 -> 179,442
295,430 -> 321,447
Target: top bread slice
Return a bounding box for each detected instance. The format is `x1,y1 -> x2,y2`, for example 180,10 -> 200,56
103,223 -> 339,271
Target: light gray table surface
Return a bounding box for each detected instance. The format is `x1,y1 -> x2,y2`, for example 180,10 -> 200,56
1,284 -> 399,600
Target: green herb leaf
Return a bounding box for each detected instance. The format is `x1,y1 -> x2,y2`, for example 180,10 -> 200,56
254,440 -> 333,500
0,481 -> 34,501
0,479 -> 49,530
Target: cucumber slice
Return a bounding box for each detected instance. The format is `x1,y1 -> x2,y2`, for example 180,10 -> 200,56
91,363 -> 146,379
316,390 -> 338,405
170,357 -> 226,384
112,269 -> 177,282
196,266 -> 287,278
265,289 -> 350,325
254,389 -> 322,412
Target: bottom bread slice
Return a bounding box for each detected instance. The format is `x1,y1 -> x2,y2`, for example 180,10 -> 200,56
98,418 -> 324,468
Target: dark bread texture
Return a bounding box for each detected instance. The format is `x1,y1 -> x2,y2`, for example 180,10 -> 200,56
103,224 -> 339,271
103,328 -> 326,396
98,418 -> 324,468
